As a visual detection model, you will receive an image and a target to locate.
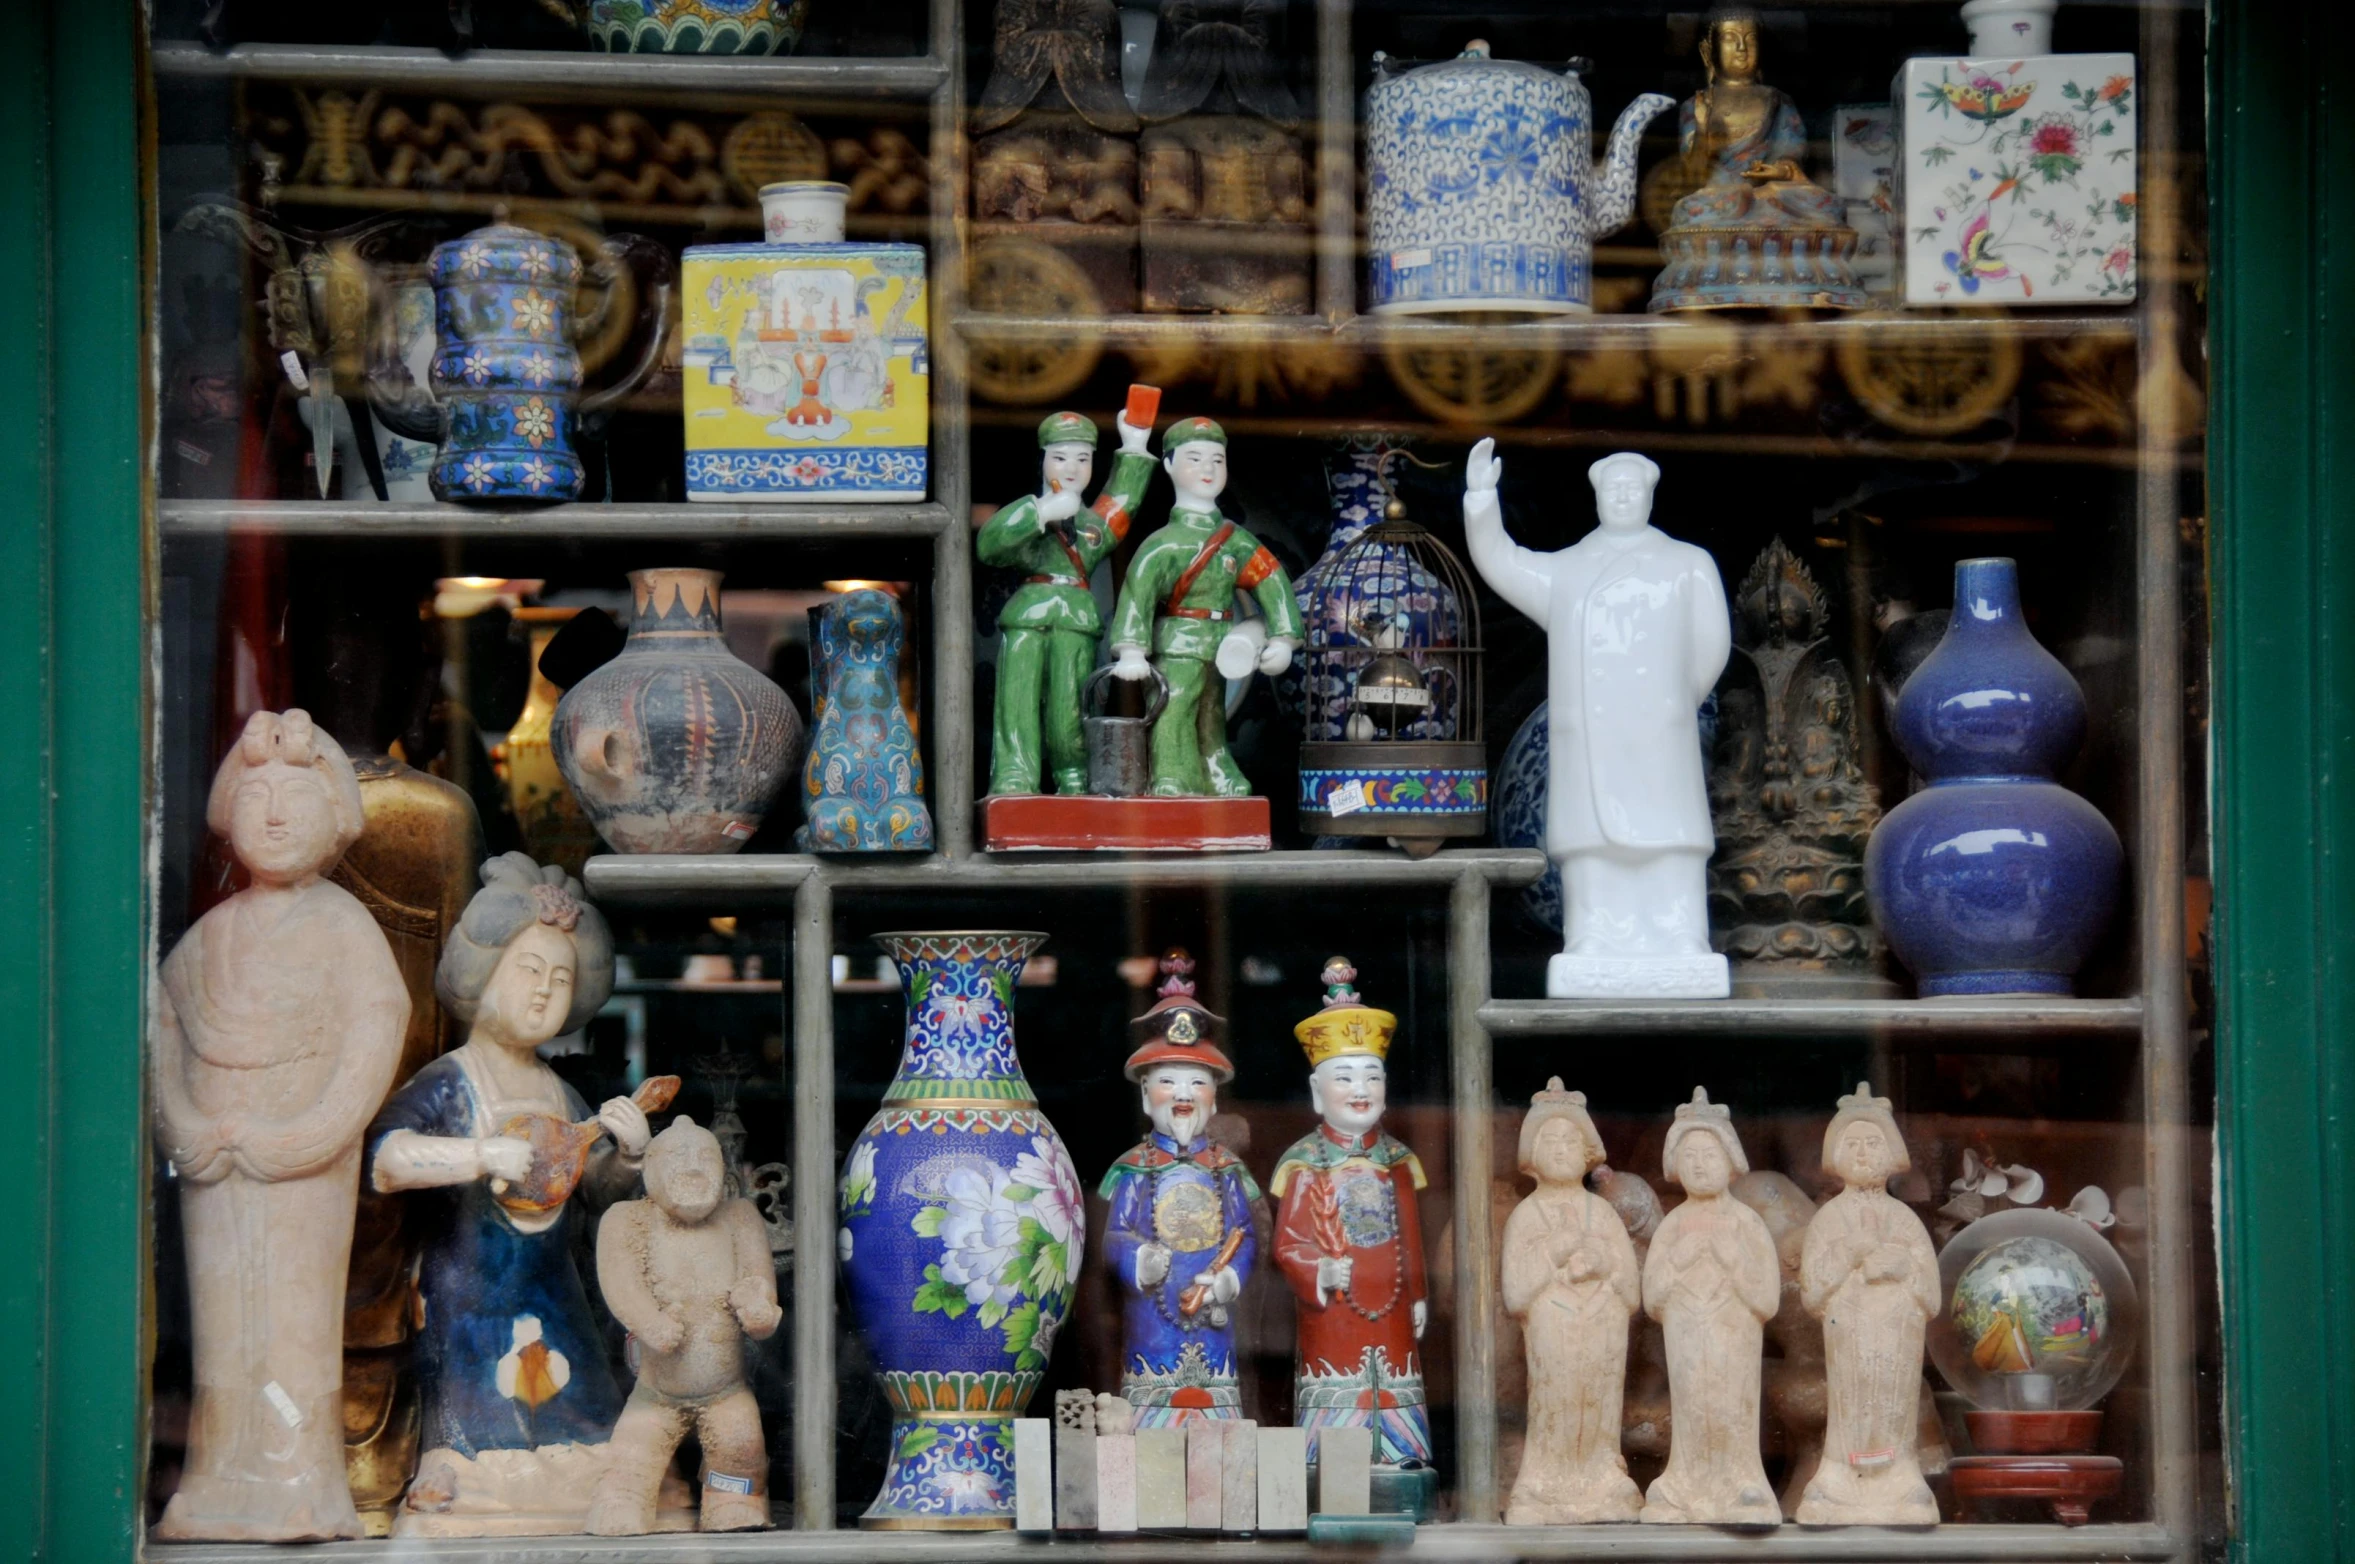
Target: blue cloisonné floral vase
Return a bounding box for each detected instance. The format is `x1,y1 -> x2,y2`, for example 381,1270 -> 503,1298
425,223 -> 589,502
800,588 -> 934,851
1865,557 -> 2122,996
839,931 -> 1079,1529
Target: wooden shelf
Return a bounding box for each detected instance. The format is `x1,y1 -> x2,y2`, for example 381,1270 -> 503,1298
146,1520 -> 2180,1563
585,847 -> 1550,905
157,499 -> 953,541
1480,996 -> 2146,1042
148,42 -> 947,102
949,309 -> 2143,352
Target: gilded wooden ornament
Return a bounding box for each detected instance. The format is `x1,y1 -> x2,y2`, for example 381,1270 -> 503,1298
1382,333 -> 1560,426
1834,317 -> 2023,436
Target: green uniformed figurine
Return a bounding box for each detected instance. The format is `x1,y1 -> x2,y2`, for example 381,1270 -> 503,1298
1108,417 -> 1305,798
979,406 -> 1157,796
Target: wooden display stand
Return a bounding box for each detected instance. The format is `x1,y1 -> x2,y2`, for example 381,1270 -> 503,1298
1950,1410 -> 2123,1526
979,794 -> 1271,852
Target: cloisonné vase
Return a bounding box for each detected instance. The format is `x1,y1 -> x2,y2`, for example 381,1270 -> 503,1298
551,568 -> 804,853
1865,557 -> 2122,995
838,932 -> 1079,1529
801,589 -> 934,851
585,0 -> 810,54
425,223 -> 589,501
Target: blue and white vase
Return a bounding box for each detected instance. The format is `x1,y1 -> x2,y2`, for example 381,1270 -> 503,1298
1363,44 -> 1671,314
1865,557 -> 2122,995
839,932 -> 1079,1530
801,588 -> 934,852
1290,443 -> 1460,742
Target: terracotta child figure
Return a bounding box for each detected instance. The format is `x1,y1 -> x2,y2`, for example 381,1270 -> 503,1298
587,1117 -> 784,1535
1640,1087 -> 1781,1526
1099,950 -> 1260,1424
152,710 -> 412,1541
1502,1080 -> 1644,1525
1795,1084 -> 1940,1526
979,403 -> 1156,797
1272,958 -> 1432,1467
367,853 -> 652,1535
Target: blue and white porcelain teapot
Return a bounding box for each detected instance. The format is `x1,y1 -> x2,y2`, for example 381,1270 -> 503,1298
1365,42 -> 1672,314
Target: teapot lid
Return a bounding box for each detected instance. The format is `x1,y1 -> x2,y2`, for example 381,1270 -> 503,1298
1371,45 -> 1593,86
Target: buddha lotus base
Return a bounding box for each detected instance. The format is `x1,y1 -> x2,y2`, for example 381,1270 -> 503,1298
1649,225 -> 1870,312
979,793 -> 1270,852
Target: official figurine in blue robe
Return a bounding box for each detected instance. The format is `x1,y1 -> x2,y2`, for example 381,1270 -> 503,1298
1097,950 -> 1261,1426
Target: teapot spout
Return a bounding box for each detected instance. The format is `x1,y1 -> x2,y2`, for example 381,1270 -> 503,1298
1590,92 -> 1676,239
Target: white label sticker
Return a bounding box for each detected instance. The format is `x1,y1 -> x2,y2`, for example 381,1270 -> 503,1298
1391,249 -> 1434,270
722,820 -> 756,841
262,1380 -> 303,1428
173,439 -> 211,467
1327,780 -> 1367,817
279,350 -> 310,391
707,1471 -> 756,1495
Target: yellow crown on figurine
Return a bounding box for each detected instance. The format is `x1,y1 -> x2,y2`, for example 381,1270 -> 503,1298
1293,955 -> 1398,1068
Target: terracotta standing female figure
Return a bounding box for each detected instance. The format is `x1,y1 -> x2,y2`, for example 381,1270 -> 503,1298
367,853 -> 651,1535
1639,1087 -> 1781,1526
152,710 -> 412,1541
1502,1080 -> 1643,1525
1796,1085 -> 1941,1526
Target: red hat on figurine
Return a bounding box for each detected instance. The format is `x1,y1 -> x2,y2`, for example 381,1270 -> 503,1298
1123,948 -> 1235,1082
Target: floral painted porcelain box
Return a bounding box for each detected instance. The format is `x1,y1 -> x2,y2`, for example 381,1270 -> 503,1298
680,241 -> 930,501
1893,50 -> 2136,305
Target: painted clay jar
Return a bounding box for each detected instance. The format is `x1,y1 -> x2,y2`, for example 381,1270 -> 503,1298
801,588 -> 934,852
585,0 -> 810,54
838,932 -> 1080,1529
552,568 -> 805,854
1865,557 -> 2122,995
1364,44 -> 1671,314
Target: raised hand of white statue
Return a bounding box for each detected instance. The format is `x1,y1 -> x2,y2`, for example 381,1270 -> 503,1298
1038,487 -> 1083,525
600,1094 -> 653,1157
1112,643 -> 1154,682
1115,412 -> 1151,454
1136,1241 -> 1172,1289
1257,638 -> 1295,676
478,1135 -> 533,1183
1411,1298 -> 1428,1339
1465,436 -> 1503,495
1314,1254 -> 1353,1305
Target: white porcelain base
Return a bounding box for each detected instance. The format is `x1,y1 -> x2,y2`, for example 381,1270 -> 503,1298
1547,952 -> 1731,999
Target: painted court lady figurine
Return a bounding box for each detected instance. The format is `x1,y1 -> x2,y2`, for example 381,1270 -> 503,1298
1502,1080 -> 1643,1525
152,711 -> 411,1541
1640,1087 -> 1780,1526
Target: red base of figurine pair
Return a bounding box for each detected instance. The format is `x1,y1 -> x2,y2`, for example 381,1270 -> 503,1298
979,794 -> 1271,852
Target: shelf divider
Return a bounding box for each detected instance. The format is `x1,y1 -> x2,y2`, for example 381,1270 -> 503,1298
1479,996 -> 2146,1039
149,40 -> 947,100
157,498 -> 954,540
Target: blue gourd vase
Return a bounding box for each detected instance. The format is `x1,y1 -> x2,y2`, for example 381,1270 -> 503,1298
1865,557 -> 2122,996
426,223 -> 588,502
800,588 -> 934,851
838,932 -> 1079,1529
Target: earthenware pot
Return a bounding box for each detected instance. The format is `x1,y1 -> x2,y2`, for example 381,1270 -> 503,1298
552,568 -> 804,853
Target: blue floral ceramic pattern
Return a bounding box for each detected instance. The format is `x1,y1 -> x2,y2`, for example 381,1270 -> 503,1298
585,0 -> 809,54
1291,447 -> 1461,742
1365,52 -> 1669,313
685,446 -> 929,495
1865,558 -> 2122,996
839,932 -> 1075,1529
1298,765 -> 1485,816
801,589 -> 934,852
425,224 -> 592,503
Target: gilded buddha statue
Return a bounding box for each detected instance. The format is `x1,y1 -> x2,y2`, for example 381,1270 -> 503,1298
1649,9 -> 1867,312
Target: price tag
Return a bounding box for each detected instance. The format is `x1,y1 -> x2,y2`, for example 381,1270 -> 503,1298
1327,779 -> 1368,817
1391,249 -> 1434,270
262,1380 -> 303,1429
279,350 -> 310,391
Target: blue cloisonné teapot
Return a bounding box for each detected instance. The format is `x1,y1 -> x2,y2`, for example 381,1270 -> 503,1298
371,220 -> 671,503
1364,42 -> 1672,314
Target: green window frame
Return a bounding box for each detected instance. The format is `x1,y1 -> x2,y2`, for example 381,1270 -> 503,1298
0,1 -> 2340,1557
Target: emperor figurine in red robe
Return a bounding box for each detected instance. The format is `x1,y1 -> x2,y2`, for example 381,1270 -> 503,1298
1272,957 -> 1433,1470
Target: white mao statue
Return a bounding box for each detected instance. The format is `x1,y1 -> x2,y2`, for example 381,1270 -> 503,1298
1464,441 -> 1733,998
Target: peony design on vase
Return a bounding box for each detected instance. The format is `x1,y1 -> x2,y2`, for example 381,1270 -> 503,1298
553,568 -> 804,855
838,932 -> 1080,1529
1865,558 -> 2122,995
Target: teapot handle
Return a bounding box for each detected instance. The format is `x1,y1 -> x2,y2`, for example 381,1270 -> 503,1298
578,232 -> 677,418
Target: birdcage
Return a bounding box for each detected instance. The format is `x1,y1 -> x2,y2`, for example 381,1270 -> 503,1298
1296,475 -> 1486,855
